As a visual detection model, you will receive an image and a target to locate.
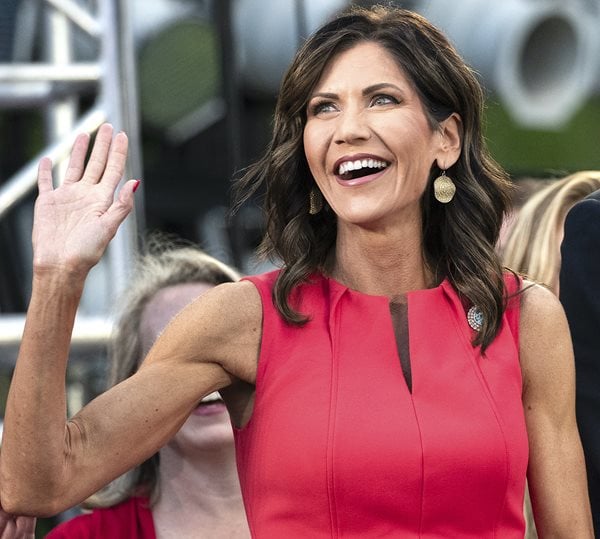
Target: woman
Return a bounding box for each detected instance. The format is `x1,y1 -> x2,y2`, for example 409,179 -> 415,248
45,243 -> 249,538
0,6 -> 592,537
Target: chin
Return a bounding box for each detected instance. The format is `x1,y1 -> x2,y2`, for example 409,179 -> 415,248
170,425 -> 235,453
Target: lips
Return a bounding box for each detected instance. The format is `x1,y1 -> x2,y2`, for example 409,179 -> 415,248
192,402 -> 227,416
193,392 -> 227,416
190,391 -> 227,416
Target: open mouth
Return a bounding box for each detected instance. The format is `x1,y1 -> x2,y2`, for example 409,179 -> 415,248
337,158 -> 389,181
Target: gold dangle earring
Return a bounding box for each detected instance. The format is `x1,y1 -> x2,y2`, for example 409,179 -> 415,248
433,170 -> 456,204
309,189 -> 323,215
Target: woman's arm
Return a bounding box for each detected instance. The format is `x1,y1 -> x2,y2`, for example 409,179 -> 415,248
0,125 -> 261,516
521,282 -> 594,537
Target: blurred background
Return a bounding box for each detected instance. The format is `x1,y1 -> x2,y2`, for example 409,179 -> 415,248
0,0 -> 599,533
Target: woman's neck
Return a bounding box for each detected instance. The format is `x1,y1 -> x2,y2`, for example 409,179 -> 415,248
332,217 -> 434,297
152,443 -> 249,539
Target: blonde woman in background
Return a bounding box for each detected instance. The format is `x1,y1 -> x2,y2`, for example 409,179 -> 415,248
502,171 -> 600,294
46,241 -> 250,539
502,170 -> 600,538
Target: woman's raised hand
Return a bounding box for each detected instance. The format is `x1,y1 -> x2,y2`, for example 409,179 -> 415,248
32,123 -> 139,278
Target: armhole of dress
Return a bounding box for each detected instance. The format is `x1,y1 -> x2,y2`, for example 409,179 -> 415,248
504,272 -> 521,349
240,275 -> 273,398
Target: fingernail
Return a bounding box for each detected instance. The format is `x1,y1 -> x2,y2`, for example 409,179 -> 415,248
133,179 -> 141,193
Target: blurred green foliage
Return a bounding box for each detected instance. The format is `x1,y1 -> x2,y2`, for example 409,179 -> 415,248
485,96 -> 600,177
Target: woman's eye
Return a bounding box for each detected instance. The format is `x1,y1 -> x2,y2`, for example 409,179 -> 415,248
310,101 -> 337,115
371,94 -> 399,106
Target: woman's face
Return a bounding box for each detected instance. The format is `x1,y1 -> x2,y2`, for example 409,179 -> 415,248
303,41 -> 448,229
140,282 -> 234,454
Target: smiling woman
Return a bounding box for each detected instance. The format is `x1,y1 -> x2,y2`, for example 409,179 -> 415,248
303,41 -> 461,234
234,8 -> 511,353
0,5 -> 593,539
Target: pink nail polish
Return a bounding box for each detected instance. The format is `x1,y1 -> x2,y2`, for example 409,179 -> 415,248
133,179 -> 141,193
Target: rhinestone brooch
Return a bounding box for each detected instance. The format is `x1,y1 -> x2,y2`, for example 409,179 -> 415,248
467,306 -> 483,331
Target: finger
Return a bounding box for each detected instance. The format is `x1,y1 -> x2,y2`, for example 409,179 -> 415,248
0,518 -> 15,538
102,179 -> 139,231
81,123 -> 114,184
15,516 -> 36,538
63,132 -> 91,184
100,131 -> 129,191
0,507 -> 13,536
37,157 -> 54,194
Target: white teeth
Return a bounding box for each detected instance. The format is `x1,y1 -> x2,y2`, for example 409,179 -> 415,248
338,159 -> 388,176
201,391 -> 221,403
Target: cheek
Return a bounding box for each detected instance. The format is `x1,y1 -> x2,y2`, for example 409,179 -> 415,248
303,123 -> 329,171
302,126 -> 317,168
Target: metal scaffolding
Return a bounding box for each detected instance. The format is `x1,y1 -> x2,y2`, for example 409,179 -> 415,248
0,0 -> 143,367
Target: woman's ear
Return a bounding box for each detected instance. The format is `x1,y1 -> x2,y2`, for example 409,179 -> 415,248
436,112 -> 462,169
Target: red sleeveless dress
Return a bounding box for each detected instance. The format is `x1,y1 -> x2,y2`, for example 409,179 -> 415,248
234,272 -> 527,538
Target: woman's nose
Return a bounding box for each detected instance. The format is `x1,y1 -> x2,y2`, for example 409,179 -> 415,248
334,109 -> 371,145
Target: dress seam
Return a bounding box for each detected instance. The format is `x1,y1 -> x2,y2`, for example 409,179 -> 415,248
326,293 -> 342,538
406,297 -> 425,537
447,300 -> 511,537
410,395 -> 425,538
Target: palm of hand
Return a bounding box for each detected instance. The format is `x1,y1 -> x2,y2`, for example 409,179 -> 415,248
32,124 -> 138,276
34,181 -> 117,272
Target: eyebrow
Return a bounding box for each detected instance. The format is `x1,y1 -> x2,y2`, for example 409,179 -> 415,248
310,83 -> 404,100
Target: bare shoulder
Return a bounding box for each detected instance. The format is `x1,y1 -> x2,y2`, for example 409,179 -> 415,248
521,280 -> 566,331
191,279 -> 262,327
143,279 -> 262,384
520,280 -> 568,337
519,280 -> 574,397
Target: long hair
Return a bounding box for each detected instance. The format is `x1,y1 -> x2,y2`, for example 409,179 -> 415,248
234,5 -> 512,350
503,171 -> 600,293
85,237 -> 240,508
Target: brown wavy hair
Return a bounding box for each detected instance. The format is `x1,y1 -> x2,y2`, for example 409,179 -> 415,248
234,6 -> 512,350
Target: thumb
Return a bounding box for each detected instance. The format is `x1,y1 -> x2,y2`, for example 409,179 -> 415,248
104,179 -> 140,227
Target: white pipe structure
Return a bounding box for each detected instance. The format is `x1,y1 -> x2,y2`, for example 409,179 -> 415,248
232,0 -> 599,128
0,315 -> 113,368
0,63 -> 101,81
417,0 -> 600,128
0,0 -> 142,364
233,0 -> 350,96
0,107 -> 106,217
45,0 -> 102,37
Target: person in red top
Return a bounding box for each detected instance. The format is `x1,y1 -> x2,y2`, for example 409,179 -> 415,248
0,5 -> 593,537
45,245 -> 249,538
